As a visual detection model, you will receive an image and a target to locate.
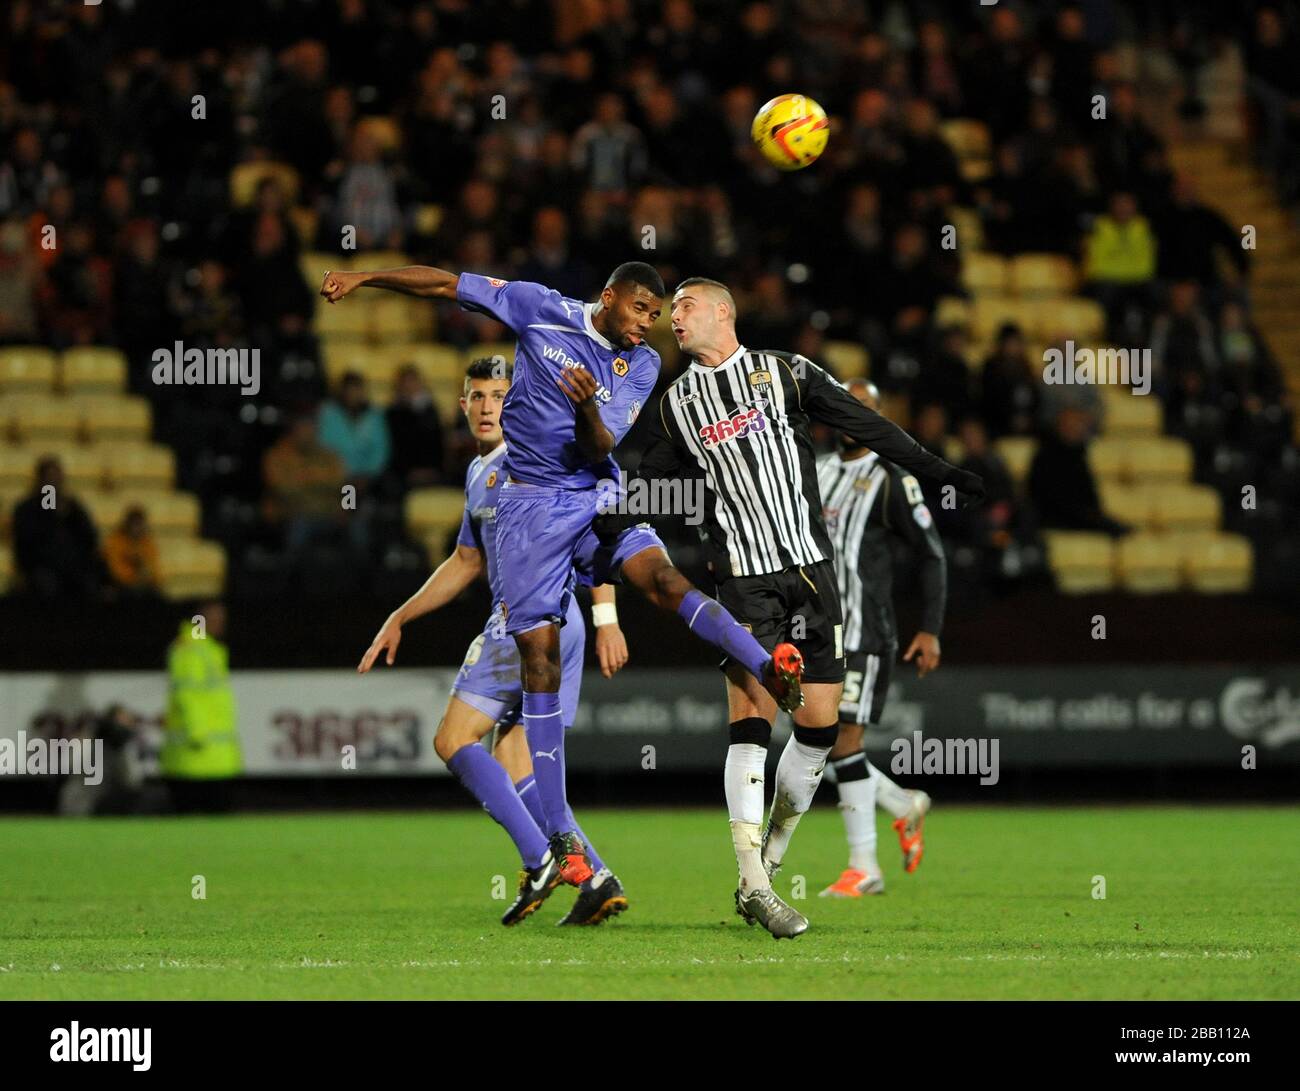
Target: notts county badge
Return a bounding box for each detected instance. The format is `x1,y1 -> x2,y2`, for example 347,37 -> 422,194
612,357 -> 629,377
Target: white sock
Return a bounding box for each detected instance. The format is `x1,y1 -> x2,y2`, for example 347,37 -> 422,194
835,770 -> 880,875
725,743 -> 769,893
869,760 -> 913,819
764,735 -> 832,867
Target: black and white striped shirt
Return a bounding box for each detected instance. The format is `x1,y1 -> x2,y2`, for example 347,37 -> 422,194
817,451 -> 947,652
636,345 -> 959,580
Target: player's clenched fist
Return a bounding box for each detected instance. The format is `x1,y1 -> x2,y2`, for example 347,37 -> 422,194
320,269 -> 366,303
557,364 -> 598,405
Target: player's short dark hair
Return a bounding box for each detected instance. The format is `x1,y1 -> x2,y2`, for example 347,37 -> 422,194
605,261 -> 665,298
464,355 -> 513,389
675,277 -> 738,321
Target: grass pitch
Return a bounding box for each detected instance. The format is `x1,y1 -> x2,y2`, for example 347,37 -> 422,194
1,806 -> 1296,1000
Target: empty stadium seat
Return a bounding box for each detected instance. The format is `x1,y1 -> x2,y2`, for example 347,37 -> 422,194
0,446 -> 34,489
405,487 -> 465,539
104,443 -> 175,490
934,295 -> 971,329
0,543 -> 11,592
386,345 -> 465,385
61,347 -> 128,394
970,296 -> 1030,341
1102,389 -> 1163,435
1116,533 -> 1182,593
0,347 -> 58,393
1087,437 -> 1127,482
961,253 -> 1009,296
992,435 -> 1036,485
5,396 -> 80,443
1180,532 -> 1253,592
1046,298 -> 1106,341
1043,531 -> 1115,593
466,342 -> 516,369
1150,483 -> 1221,532
1099,483 -> 1154,528
157,539 -> 227,599
1125,437 -> 1193,483
74,394 -> 152,443
230,161 -> 300,207
1009,254 -> 1079,297
945,206 -> 984,251
369,295 -> 418,343
821,341 -> 869,380
45,445 -> 106,491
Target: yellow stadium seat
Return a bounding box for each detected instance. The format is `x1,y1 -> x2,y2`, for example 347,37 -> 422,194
821,341 -> 869,380
369,295 -> 417,344
939,119 -> 991,160
0,486 -> 24,538
430,378 -> 467,425
74,394 -> 152,443
229,161 -> 300,208
961,253 -> 1009,296
301,251 -> 346,287
82,490 -> 130,532
1049,298 -> 1106,341
385,344 -> 465,385
289,205 -> 318,247
1116,533 -> 1183,593
157,538 -> 226,599
0,446 -> 35,489
1009,254 -> 1079,297
945,207 -> 984,252
62,347 -> 128,394
934,295 -> 971,329
1150,483 -> 1221,532
1180,532 -> 1253,593
1043,531 -> 1115,593
1102,389 -> 1163,435
135,490 -> 202,538
315,298 -> 370,340
6,396 -> 80,443
0,543 -> 11,591
1100,483 -> 1155,528
414,204 -> 444,236
1087,437 -> 1128,483
45,444 -> 107,491
970,296 -> 1032,341
1124,437 -> 1193,483
104,443 -> 175,490
0,347 -> 58,393
992,435 -> 1036,485
405,487 -> 465,538
356,250 -> 411,268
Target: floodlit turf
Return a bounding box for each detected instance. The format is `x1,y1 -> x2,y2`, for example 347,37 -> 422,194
1,806 -> 1296,1000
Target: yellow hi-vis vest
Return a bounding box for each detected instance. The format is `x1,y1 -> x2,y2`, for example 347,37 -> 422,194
161,621 -> 242,779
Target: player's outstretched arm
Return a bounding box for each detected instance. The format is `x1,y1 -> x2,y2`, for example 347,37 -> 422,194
321,265 -> 460,303
357,545 -> 483,672
794,356 -> 985,505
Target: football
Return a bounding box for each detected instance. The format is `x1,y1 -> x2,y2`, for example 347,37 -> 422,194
751,93 -> 830,170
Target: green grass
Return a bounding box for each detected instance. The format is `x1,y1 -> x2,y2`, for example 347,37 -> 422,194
1,806 -> 1297,999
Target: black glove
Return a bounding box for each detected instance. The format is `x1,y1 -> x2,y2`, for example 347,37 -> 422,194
941,466 -> 986,510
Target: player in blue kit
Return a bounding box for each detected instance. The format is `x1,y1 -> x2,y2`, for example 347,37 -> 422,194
326,261 -> 804,891
358,359 -> 630,925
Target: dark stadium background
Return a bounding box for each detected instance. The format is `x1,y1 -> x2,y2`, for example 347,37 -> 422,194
2,0 -> 1298,810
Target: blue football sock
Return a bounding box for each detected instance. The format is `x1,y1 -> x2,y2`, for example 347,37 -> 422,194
513,773 -> 547,831
446,744 -> 548,869
677,589 -> 770,680
522,690 -> 568,836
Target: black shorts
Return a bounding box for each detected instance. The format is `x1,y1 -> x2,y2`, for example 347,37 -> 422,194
838,648 -> 894,726
716,559 -> 846,684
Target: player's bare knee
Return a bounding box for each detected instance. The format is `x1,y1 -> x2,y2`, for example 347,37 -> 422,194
649,562 -> 689,610
433,722 -> 468,763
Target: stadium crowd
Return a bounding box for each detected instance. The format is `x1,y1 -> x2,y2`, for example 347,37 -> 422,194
1,0 -> 1297,600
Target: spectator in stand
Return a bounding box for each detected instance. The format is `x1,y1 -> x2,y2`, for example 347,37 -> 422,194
12,456 -> 102,600
1090,82 -> 1164,192
102,505 -> 160,597
1084,190 -> 1157,340
39,220 -> 112,347
1150,280 -> 1219,415
515,206 -> 592,303
1155,174 -> 1249,301
318,371 -> 391,493
113,220 -> 173,380
326,125 -> 405,252
980,323 -> 1040,439
0,126 -> 62,217
385,364 -> 445,491
0,216 -> 38,343
262,411 -> 349,558
913,323 -> 973,421
1216,301 -> 1291,457
1244,6 -> 1300,202
570,92 -> 647,195
1029,407 -> 1128,536
956,417 -> 1019,546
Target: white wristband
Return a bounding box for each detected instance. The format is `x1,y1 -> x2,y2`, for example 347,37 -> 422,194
592,602 -> 618,628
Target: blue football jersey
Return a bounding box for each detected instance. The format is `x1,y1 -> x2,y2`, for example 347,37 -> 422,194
457,273 -> 661,489
456,442 -> 509,605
